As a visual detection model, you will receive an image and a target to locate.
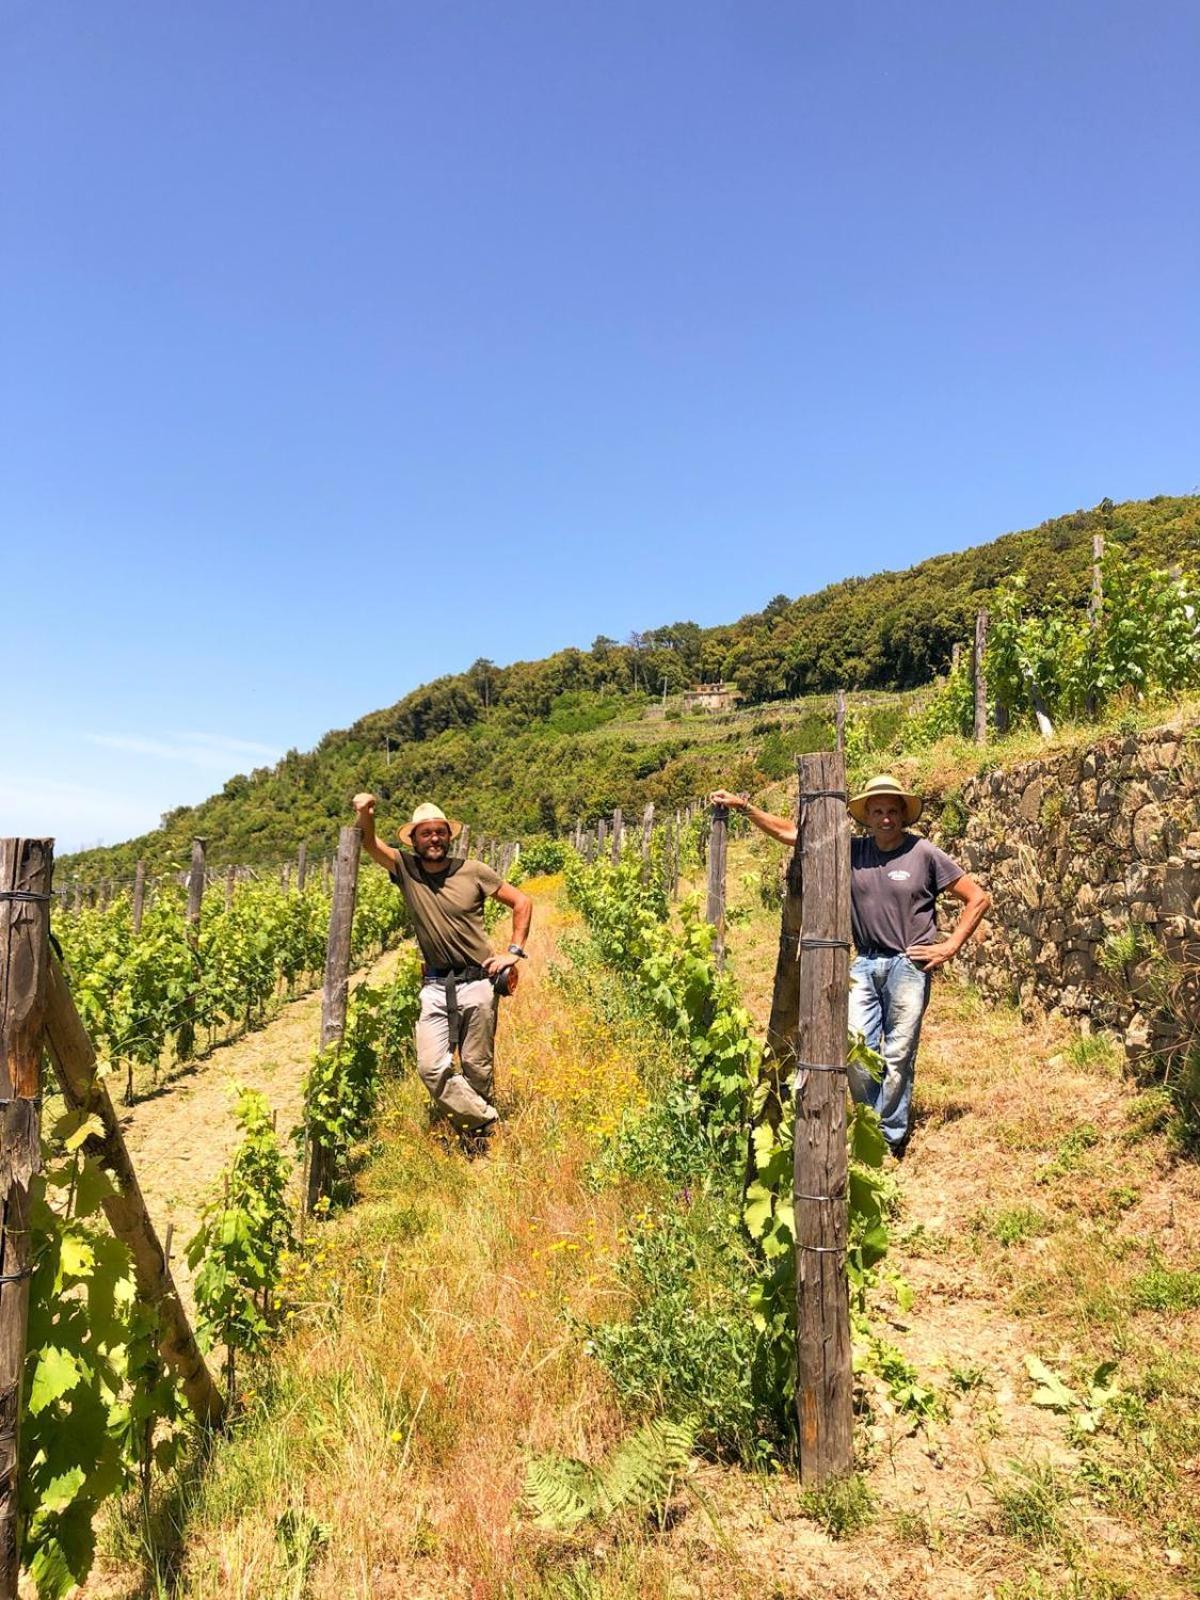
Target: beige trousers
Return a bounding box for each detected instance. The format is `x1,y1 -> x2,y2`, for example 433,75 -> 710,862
414,977 -> 499,1130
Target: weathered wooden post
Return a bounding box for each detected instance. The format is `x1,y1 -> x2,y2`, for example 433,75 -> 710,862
224,864 -> 236,910
792,752 -> 853,1485
973,610 -> 989,745
71,882 -> 82,913
758,770 -> 806,1133
0,837 -> 53,1590
457,824 -> 471,861
596,818 -> 607,855
296,842 -> 308,893
186,839 -> 206,931
835,689 -> 846,754
306,826 -> 361,1213
706,803 -> 728,970
640,803 -> 655,866
43,957 -> 224,1427
611,808 -> 623,864
1087,532 -> 1105,718
132,860 -> 147,935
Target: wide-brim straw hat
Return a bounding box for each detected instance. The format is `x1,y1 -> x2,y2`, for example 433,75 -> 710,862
847,774 -> 923,827
397,802 -> 464,848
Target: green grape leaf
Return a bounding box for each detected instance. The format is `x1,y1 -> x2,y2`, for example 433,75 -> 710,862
29,1347 -> 83,1414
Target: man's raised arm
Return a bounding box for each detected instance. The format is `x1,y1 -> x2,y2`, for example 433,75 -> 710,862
709,789 -> 798,848
352,792 -> 402,872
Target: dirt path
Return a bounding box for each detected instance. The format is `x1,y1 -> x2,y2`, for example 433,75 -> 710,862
120,946 -> 406,1305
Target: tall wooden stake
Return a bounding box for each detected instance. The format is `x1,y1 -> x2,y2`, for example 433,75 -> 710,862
640,803 -> 654,871
706,804 -> 728,970
306,826 -> 361,1213
834,690 -> 846,754
1087,532 -> 1105,718
0,837 -> 53,1593
132,860 -> 146,935
457,824 -> 471,861
186,838 -> 206,931
792,754 -> 852,1485
760,769 -> 806,1129
611,808 -> 623,864
296,842 -> 308,892
42,958 -> 224,1427
973,610 -> 989,745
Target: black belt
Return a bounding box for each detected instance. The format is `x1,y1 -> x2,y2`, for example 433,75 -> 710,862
423,966 -> 490,1051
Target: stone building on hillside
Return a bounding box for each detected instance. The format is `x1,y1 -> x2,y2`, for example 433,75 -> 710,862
681,682 -> 741,713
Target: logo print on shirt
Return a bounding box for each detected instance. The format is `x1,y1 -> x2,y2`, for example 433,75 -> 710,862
887,870 -> 912,881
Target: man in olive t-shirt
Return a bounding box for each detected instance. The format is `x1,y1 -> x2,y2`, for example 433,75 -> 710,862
352,795 -> 533,1137
710,775 -> 990,1157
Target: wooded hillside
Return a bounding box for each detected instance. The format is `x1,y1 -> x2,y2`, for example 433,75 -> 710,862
66,494 -> 1200,876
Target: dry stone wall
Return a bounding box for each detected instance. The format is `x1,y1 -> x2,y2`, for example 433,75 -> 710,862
927,721 -> 1200,1062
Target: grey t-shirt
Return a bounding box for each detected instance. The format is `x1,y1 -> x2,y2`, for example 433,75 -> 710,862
850,834 -> 963,956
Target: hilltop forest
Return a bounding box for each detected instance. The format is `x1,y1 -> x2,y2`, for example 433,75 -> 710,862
67,494 -> 1200,877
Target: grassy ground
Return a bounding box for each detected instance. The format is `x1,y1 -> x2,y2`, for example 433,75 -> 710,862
83,863 -> 1200,1600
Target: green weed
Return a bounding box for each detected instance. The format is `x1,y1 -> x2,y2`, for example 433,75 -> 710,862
1129,1262 -> 1200,1312
986,1206 -> 1054,1246
987,1459 -> 1072,1549
798,1473 -> 875,1540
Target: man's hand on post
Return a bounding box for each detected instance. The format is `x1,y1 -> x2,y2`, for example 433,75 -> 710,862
352,792 -> 376,834
709,789 -> 748,811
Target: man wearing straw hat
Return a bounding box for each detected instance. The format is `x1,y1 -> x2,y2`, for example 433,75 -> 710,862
352,794 -> 533,1141
710,774 -> 989,1157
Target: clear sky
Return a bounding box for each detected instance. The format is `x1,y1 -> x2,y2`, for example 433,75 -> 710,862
3,0 -> 1197,852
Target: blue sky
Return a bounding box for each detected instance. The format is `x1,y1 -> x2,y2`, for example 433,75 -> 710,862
3,0 -> 1197,852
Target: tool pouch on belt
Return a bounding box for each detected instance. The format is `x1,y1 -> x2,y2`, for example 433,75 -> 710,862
426,963 -> 517,1053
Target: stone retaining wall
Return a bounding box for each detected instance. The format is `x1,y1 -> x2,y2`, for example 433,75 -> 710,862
927,722 -> 1200,1060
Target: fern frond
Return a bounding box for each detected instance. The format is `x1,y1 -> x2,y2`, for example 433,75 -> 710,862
598,1417 -> 697,1516
522,1454 -> 599,1530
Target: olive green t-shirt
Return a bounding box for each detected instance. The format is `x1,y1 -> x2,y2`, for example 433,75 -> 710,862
388,854 -> 503,970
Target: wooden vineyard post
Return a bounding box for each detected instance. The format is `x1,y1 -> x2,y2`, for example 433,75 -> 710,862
72,882 -> 82,913
180,838 -> 206,1061
973,611 -> 989,745
611,808 -> 623,864
306,826 -> 361,1213
792,753 -> 853,1485
457,824 -> 471,861
596,818 -> 607,855
225,864 -> 236,910
42,957 -> 224,1427
640,803 -> 654,874
835,689 -> 846,754
132,860 -> 146,935
1087,532 -> 1105,718
759,769 -> 806,1133
297,842 -> 308,893
706,803 -> 728,970
0,837 -> 53,1592
186,838 -> 206,930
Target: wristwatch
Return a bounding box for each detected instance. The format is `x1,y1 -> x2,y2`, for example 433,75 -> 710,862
507,944 -> 527,959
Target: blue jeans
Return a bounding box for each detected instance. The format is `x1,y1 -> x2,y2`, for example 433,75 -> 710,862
847,954 -> 932,1151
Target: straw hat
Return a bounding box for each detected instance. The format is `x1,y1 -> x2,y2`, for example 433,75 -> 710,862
847,774 -> 923,827
397,802 -> 464,848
